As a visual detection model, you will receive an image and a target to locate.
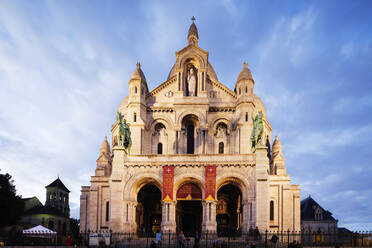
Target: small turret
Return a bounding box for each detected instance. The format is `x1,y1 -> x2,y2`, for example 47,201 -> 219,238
95,136 -> 112,176
128,62 -> 148,105
235,62 -> 255,99
271,136 -> 286,175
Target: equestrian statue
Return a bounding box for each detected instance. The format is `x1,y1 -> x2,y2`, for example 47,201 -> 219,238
250,111 -> 264,152
116,112 -> 132,154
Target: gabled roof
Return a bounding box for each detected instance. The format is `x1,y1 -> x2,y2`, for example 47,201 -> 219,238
301,196 -> 336,221
45,178 -> 70,193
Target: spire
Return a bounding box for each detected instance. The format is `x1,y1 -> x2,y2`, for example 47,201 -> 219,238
188,16 -> 199,46
99,135 -> 111,157
131,62 -> 147,82
271,135 -> 282,159
237,62 -> 253,83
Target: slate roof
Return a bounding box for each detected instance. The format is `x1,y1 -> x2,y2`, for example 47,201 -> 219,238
301,196 -> 336,221
45,178 -> 70,192
23,205 -> 66,218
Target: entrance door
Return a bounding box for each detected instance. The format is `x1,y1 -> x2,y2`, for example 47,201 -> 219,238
136,184 -> 162,236
176,183 -> 202,236
176,200 -> 202,236
216,184 -> 242,237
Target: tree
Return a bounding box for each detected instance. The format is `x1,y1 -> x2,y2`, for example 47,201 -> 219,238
0,172 -> 24,228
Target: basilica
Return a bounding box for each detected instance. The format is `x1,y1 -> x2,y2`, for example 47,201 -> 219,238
80,20 -> 300,236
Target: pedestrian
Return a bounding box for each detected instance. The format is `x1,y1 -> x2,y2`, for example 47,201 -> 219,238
253,226 -> 261,241
270,234 -> 278,248
178,231 -> 185,248
155,230 -> 162,246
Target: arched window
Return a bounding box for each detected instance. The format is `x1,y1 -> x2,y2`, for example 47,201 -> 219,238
187,124 -> 195,154
245,112 -> 248,122
157,143 -> 163,154
245,87 -> 248,93
270,201 -> 274,221
218,142 -> 224,154
135,86 -> 138,94
106,201 -> 110,222
134,113 -> 137,122
239,87 -> 241,95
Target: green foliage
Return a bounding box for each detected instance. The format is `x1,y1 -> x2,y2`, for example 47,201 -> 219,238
0,172 -> 25,228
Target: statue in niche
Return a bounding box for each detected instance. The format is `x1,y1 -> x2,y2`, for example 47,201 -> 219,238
154,123 -> 166,136
215,123 -> 228,137
187,67 -> 197,96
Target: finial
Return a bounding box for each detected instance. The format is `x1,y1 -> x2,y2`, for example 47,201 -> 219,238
191,16 -> 196,23
243,62 -> 248,69
136,62 -> 141,69
104,135 -> 107,141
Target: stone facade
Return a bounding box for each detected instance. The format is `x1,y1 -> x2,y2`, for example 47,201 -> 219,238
80,21 -> 300,235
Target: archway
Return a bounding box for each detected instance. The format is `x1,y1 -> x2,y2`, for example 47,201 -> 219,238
136,184 -> 162,236
216,184 -> 242,237
181,114 -> 199,154
176,183 -> 202,236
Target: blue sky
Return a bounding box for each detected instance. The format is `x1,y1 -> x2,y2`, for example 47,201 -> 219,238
0,1 -> 371,230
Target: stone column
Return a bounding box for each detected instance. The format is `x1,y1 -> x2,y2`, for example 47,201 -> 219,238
161,201 -> 177,233
123,200 -> 137,233
242,200 -> 249,233
87,185 -> 98,231
255,145 -> 270,232
110,147 -> 125,232
202,200 -> 217,235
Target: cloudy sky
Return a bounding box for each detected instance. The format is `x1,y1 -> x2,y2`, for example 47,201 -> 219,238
1,1 -> 371,230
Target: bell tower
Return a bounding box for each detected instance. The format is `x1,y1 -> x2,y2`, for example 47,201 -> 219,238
45,178 -> 70,217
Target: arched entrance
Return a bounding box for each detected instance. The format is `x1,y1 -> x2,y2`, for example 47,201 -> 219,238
176,183 -> 202,236
216,184 -> 242,237
136,184 -> 162,236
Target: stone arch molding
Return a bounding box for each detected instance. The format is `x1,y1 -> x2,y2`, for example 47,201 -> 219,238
146,114 -> 175,131
125,173 -> 162,202
216,173 -> 251,201
173,173 -> 205,200
210,117 -> 233,132
178,53 -> 206,69
177,110 -> 206,128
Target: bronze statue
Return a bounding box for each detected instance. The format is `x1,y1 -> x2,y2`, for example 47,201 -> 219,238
250,111 -> 264,151
116,112 -> 132,153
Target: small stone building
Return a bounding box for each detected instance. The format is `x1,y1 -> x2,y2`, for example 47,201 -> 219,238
80,20 -> 300,236
301,196 -> 338,233
19,178 -> 70,235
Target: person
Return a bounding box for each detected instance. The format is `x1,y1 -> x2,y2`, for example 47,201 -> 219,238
253,226 -> 261,241
270,234 -> 278,248
178,231 -> 185,248
157,240 -> 163,248
249,226 -> 254,240
155,230 -> 162,246
65,236 -> 73,246
250,242 -> 256,248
